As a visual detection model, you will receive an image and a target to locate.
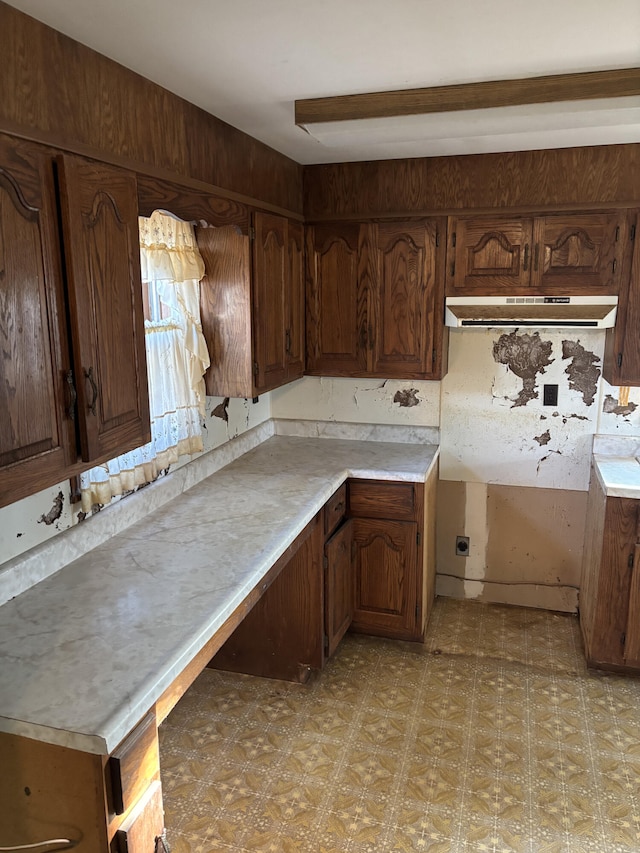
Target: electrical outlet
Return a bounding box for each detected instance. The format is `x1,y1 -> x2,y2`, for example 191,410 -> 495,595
456,535 -> 470,556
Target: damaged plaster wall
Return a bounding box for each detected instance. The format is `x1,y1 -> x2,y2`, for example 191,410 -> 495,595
270,376 -> 440,426
0,393 -> 272,570
438,327 -> 608,612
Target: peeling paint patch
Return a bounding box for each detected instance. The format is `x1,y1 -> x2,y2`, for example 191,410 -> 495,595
393,388 -> 420,408
492,332 -> 553,407
536,449 -> 562,474
561,340 -> 600,405
212,397 -> 230,422
564,413 -> 589,422
534,430 -> 551,445
16,532 -> 23,538
38,491 -> 64,525
603,394 -> 638,417
77,511 -> 87,522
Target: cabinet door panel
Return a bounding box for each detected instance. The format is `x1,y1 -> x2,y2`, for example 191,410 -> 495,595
370,220 -> 437,377
325,520 -> 353,658
58,155 -> 149,463
0,136 -> 75,507
306,223 -> 367,375
253,211 -> 288,392
533,212 -> 625,292
351,518 -> 418,639
287,220 -> 305,380
449,217 -> 532,292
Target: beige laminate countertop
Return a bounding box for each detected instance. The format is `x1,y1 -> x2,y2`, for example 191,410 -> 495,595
0,435 -> 438,755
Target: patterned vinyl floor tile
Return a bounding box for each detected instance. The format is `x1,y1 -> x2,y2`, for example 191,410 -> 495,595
160,598 -> 640,852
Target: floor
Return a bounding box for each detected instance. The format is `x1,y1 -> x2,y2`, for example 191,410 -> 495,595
159,598 -> 640,852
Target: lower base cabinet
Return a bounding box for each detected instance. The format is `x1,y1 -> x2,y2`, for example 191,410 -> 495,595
212,468 -> 438,680
580,465 -> 640,671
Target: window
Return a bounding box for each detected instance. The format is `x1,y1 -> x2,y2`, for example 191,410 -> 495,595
80,211 -> 210,511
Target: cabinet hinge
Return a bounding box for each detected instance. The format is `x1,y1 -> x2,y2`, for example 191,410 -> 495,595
631,224 -> 636,240
417,531 -> 421,546
249,226 -> 255,240
629,553 -> 635,569
621,631 -> 626,646
617,353 -> 623,369
253,361 -> 259,378
323,555 -> 328,570
452,232 -> 457,248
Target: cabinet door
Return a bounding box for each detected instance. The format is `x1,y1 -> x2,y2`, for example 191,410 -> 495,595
0,135 -> 76,508
351,517 -> 419,640
603,211 -> 640,386
533,212 -> 626,292
448,216 -> 533,292
57,155 -> 150,463
252,211 -> 288,393
370,219 -> 442,378
306,222 -> 368,375
325,520 -> 353,658
286,219 -> 305,380
110,780 -> 164,853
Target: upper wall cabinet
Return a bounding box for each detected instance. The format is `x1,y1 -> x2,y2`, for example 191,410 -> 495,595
447,211 -> 630,295
198,210 -> 304,398
0,135 -> 150,508
57,155 -> 150,463
604,210 -> 640,386
306,218 -> 447,380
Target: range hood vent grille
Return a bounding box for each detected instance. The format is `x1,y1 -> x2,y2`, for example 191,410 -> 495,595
445,295 -> 618,329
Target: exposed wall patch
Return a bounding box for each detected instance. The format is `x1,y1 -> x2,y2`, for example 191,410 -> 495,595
38,492 -> 64,526
393,388 -> 420,408
212,397 -> 230,422
492,331 -> 553,407
603,394 -> 638,418
561,340 -> 600,405
534,430 -> 551,445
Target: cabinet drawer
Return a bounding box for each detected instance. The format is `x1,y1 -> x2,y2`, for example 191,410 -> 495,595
324,484 -> 347,538
107,711 -> 159,816
110,780 -> 164,853
348,480 -> 416,521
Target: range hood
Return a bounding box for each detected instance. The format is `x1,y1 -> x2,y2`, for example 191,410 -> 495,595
445,295 -> 618,329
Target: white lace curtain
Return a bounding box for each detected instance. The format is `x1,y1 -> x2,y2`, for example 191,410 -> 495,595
80,211 -> 210,512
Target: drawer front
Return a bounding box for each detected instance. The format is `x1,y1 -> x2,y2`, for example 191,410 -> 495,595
348,480 -> 416,521
107,711 -> 159,816
324,483 -> 347,538
110,780 -> 164,853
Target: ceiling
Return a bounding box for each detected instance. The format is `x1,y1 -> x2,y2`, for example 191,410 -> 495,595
5,0 -> 640,164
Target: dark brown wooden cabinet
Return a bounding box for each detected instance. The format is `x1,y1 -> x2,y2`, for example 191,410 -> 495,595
580,465 -> 640,671
0,135 -> 149,509
448,211 -> 630,296
348,479 -> 424,641
603,211 -> 640,386
57,155 -> 150,463
198,210 -> 304,398
324,516 -> 354,658
306,218 -> 446,379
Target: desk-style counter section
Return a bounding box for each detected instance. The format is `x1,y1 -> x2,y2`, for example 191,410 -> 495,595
0,436 -> 438,757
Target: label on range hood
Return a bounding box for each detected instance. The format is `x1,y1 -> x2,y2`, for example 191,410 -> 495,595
505,296 -> 571,304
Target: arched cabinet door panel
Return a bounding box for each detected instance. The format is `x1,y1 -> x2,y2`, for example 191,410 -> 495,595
305,222 -> 368,375
448,216 -> 532,291
57,155 -> 150,463
0,134 -> 75,508
351,517 -> 418,639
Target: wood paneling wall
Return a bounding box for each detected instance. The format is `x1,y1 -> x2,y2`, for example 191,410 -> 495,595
0,1 -> 303,214
304,146 -> 640,219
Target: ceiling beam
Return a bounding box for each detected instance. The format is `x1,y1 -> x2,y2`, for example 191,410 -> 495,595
295,67 -> 640,126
